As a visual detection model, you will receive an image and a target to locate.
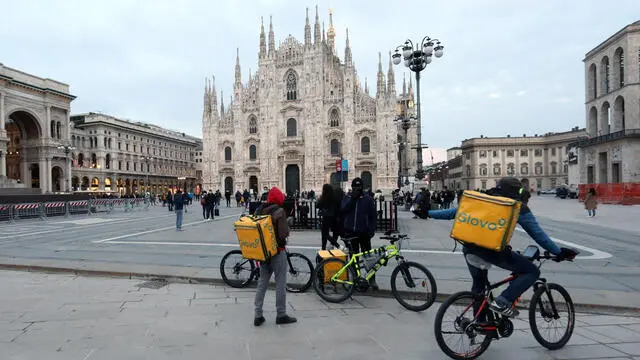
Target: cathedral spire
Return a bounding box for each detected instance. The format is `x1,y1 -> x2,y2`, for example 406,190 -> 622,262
402,73 -> 407,96
234,48 -> 242,87
345,28 -> 352,65
387,51 -> 396,95
377,52 -> 386,97
268,15 -> 275,56
304,8 -> 311,47
259,17 -> 266,59
220,90 -> 225,115
210,76 -> 218,120
314,5 -> 321,45
322,22 -> 326,44
203,77 -> 211,115
364,77 -> 369,95
327,8 -> 336,53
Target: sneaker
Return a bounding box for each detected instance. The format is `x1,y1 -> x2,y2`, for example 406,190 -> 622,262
275,315 -> 297,325
489,300 -> 516,317
254,316 -> 265,327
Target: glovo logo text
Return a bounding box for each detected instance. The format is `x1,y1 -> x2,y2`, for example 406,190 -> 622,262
239,237 -> 261,249
456,212 -> 506,231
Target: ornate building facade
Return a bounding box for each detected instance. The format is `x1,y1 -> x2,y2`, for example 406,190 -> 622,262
0,62 -> 75,194
70,113 -> 201,195
201,8 -> 405,195
581,20 -> 640,184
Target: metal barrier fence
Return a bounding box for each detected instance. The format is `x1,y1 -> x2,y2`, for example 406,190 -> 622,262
0,198 -> 152,223
275,199 -> 398,233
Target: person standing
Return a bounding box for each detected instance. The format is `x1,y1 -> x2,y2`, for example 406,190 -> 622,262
584,188 -> 598,217
225,190 -> 231,207
317,184 -> 341,250
205,190 -> 216,220
253,187 -> 297,326
200,191 -> 208,219
341,178 -> 378,290
174,190 -> 185,231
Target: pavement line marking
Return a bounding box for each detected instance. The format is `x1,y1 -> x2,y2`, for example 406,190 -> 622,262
0,214 -> 174,240
95,241 -> 599,259
93,214 -> 239,243
514,227 -> 612,260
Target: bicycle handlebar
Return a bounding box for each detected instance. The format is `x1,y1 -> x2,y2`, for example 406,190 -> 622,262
379,234 -> 408,243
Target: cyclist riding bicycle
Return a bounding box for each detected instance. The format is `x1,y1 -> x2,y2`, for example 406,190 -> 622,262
428,177 -> 577,317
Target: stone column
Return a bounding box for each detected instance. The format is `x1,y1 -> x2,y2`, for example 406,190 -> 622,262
22,161 -> 31,187
46,158 -> 53,193
39,158 -> 47,193
0,92 -> 5,130
0,156 -> 6,178
66,156 -> 72,192
45,106 -> 52,138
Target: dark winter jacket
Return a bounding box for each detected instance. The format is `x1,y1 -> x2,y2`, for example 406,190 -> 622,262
341,192 -> 376,235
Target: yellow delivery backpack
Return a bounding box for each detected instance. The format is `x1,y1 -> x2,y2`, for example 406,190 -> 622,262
450,190 -> 521,252
234,215 -> 279,262
317,249 -> 348,282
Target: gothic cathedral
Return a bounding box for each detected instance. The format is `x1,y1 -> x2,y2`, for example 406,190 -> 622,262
201,7 -> 415,196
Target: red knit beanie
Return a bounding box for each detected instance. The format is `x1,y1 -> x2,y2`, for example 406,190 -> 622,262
266,187 -> 285,206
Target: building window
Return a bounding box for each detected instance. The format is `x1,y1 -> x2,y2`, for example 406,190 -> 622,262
551,162 -> 557,175
479,164 -> 488,176
520,149 -> 528,157
493,164 -> 501,176
330,139 -> 340,156
126,144 -> 129,151
563,163 -> 568,173
535,162 -> 543,175
614,47 -> 624,88
286,118 -> 297,137
601,56 -> 610,94
534,149 -> 542,157
225,147 -> 232,162
492,150 -> 498,157
361,137 -> 370,153
551,148 -> 556,156
329,108 -> 340,127
134,163 -> 137,172
520,163 -> 528,175
105,154 -> 111,170
118,161 -> 122,170
286,71 -> 297,100
249,116 -> 258,134
126,162 -> 130,171
465,165 -> 471,177
506,163 -> 515,176
536,178 -> 542,189
481,180 -> 487,190
550,178 -> 557,188
249,145 -> 257,160
479,150 -> 487,158
506,150 -> 514,157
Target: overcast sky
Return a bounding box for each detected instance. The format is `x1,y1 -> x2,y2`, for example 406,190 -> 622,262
1,0 -> 639,158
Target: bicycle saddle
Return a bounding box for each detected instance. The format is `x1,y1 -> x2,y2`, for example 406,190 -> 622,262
465,254 -> 492,270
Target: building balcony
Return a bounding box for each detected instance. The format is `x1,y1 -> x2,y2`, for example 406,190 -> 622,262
576,129 -> 640,148
280,136 -> 304,147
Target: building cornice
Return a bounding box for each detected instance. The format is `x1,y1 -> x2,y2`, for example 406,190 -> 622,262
583,21 -> 640,61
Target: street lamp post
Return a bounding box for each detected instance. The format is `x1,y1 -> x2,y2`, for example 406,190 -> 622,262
142,156 -> 153,193
394,99 -> 415,188
392,37 -> 444,180
57,144 -> 76,192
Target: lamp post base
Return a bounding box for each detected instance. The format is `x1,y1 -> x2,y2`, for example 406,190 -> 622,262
415,169 -> 426,181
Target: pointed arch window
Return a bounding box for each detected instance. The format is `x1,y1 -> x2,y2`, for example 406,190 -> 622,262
249,145 -> 257,161
286,118 -> 297,137
249,116 -> 258,134
360,137 -> 370,153
224,146 -> 232,162
329,108 -> 340,127
330,139 -> 340,156
286,72 -> 297,100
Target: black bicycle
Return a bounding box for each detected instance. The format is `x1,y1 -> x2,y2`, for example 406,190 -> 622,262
220,249 -> 314,293
434,245 -> 578,359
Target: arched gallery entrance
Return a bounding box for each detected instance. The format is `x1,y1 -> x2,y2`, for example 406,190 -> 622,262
285,164 -> 300,196
51,166 -> 63,192
5,111 -> 42,187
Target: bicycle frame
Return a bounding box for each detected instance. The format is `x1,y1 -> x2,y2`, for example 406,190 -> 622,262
329,242 -> 401,284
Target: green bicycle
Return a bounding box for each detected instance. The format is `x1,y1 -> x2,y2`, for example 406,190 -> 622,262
313,230 -> 437,312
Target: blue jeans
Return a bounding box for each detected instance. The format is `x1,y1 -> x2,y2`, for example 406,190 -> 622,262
464,246 -> 540,305
176,209 -> 183,229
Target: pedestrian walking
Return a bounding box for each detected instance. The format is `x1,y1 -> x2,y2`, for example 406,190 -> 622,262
317,184 -> 341,250
174,190 -> 185,231
253,187 -> 297,326
584,188 -> 598,217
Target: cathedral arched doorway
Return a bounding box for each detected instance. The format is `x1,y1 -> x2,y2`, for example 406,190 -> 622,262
5,111 -> 42,185
51,166 -> 63,192
224,177 -> 233,194
361,171 -> 373,191
285,165 -> 300,196
249,176 -> 258,194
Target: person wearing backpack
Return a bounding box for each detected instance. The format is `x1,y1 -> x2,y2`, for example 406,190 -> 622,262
253,187 -> 297,326
427,177 -> 577,317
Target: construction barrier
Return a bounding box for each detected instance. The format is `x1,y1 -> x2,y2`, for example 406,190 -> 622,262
578,183 -> 640,205
13,203 -> 42,220
43,201 -> 66,219
0,204 -> 13,223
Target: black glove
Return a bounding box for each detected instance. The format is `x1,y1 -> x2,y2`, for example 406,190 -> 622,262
554,247 -> 578,262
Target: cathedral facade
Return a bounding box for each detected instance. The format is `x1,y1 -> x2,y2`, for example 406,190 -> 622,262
201,8 -> 414,195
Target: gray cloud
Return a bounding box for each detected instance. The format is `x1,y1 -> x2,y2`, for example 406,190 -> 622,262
1,0 -> 638,147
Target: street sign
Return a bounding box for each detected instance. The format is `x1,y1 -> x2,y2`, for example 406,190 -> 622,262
335,160 -> 342,172
341,171 -> 348,182
341,159 -> 349,171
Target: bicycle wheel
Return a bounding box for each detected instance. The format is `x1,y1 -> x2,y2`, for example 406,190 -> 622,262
528,283 -> 575,350
390,261 -> 437,312
434,291 -> 493,360
286,252 -> 314,293
313,257 -> 356,303
220,250 -> 256,288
